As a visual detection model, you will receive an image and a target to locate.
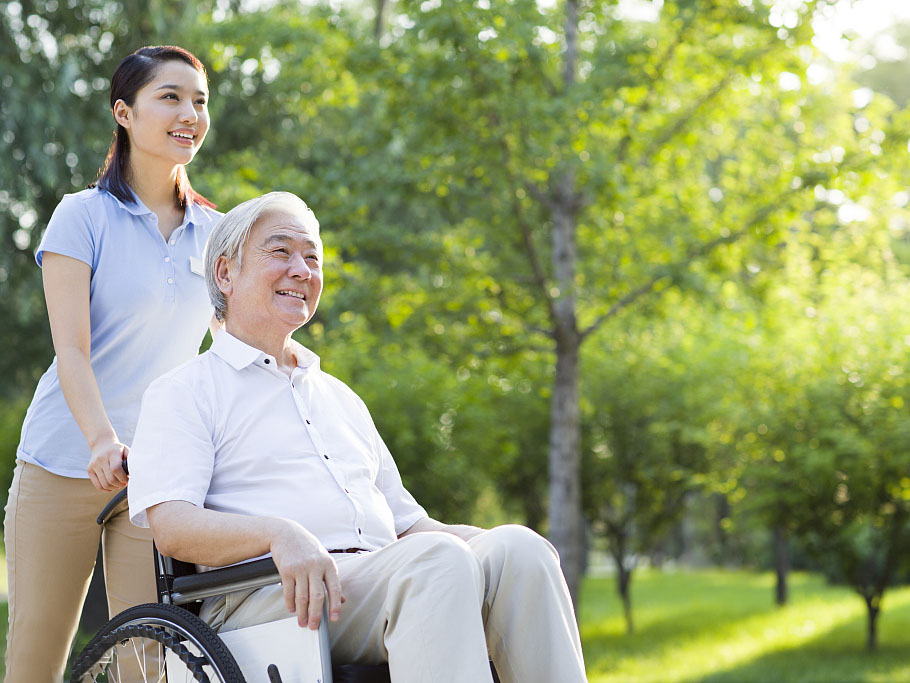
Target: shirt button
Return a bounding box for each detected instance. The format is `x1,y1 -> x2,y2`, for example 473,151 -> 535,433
264,358 -> 270,364
164,256 -> 170,263
305,419 -> 310,425
169,239 -> 176,246
323,454 -> 329,460
167,278 -> 174,284
358,528 -> 362,535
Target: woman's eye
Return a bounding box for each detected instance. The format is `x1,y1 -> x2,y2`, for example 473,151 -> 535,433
195,98 -> 207,106
162,93 -> 178,100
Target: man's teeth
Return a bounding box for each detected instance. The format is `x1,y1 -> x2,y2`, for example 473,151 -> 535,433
171,132 -> 194,139
278,291 -> 305,300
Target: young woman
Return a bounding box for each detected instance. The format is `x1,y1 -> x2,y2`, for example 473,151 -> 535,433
4,46 -> 221,680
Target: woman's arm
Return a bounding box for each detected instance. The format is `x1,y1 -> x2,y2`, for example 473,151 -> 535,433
42,252 -> 128,491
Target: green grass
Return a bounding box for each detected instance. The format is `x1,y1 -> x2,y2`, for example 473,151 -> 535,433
580,569 -> 910,683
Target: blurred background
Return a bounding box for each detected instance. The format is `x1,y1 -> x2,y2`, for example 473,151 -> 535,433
4,0 -> 910,680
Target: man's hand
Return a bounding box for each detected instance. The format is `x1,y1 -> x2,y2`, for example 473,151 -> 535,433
270,520 -> 345,630
87,438 -> 129,491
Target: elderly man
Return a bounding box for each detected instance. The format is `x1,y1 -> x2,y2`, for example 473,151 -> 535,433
127,191 -> 587,683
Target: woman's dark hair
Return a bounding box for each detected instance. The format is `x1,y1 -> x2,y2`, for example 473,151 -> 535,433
92,46 -> 215,209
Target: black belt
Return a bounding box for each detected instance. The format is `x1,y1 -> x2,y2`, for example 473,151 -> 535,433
329,548 -> 368,554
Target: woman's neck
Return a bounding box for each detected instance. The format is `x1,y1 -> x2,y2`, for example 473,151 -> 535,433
127,159 -> 181,213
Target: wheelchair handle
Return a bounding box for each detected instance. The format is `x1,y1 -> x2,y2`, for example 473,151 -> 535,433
96,488 -> 128,526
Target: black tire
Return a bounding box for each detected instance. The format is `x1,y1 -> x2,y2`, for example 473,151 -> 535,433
70,602 -> 245,683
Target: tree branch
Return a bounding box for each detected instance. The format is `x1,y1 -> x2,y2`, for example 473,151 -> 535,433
637,72 -> 736,168
615,7 -> 699,164
579,184 -> 812,341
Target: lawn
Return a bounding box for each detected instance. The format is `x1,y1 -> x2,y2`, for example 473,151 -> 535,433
581,569 -> 910,683
1,567 -> 910,681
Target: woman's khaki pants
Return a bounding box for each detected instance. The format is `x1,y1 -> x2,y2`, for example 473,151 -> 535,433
202,525 -> 588,683
4,460 -> 157,683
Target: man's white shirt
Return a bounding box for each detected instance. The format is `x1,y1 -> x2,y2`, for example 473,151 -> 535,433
127,331 -> 428,557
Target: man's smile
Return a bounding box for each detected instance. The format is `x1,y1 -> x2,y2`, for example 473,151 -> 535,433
277,290 -> 307,300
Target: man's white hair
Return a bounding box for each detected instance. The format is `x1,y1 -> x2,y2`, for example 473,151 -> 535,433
204,191 -> 320,322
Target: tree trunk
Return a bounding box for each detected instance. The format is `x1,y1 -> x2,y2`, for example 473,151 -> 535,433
548,310 -> 582,605
375,0 -> 388,39
608,528 -> 634,633
864,593 -> 881,651
617,559 -> 634,634
547,170 -> 581,604
773,525 -> 789,606
546,0 -> 583,610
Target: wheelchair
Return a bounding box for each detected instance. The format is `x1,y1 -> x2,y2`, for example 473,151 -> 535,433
70,489 -> 388,683
71,490 -> 500,683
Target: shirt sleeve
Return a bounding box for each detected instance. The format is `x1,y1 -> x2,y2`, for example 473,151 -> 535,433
36,194 -> 96,268
127,372 -> 216,527
374,430 -> 429,535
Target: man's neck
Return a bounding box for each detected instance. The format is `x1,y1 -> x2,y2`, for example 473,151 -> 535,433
224,324 -> 299,377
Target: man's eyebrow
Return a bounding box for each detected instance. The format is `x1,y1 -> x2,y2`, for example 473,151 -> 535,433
155,84 -> 208,96
263,232 -> 320,249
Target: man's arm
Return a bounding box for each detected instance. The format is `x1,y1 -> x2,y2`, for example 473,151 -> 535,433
399,516 -> 486,542
147,501 -> 343,630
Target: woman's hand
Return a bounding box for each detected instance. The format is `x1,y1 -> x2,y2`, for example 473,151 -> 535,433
87,437 -> 129,491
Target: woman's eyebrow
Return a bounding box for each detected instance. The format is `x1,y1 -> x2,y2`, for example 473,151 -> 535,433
154,84 -> 208,96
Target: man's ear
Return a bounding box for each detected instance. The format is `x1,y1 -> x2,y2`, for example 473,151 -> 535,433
215,256 -> 234,297
112,99 -> 131,129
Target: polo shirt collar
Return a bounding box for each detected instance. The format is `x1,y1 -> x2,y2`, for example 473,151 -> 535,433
99,186 -> 154,217
100,186 -> 202,228
211,330 -> 321,371
182,200 -> 201,228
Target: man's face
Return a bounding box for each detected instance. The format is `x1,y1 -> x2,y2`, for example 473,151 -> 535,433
221,208 -> 323,335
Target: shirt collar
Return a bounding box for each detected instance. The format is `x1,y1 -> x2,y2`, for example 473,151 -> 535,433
210,330 -> 321,372
182,200 -> 201,228
100,186 -> 201,228
99,186 -> 154,217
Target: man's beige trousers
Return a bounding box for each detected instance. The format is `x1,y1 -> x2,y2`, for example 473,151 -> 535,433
202,525 -> 588,683
4,460 -> 157,682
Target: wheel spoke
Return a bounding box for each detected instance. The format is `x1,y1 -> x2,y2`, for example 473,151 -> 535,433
71,604 -> 243,683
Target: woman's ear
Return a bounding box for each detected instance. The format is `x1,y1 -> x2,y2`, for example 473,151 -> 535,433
215,255 -> 233,297
112,99 -> 131,129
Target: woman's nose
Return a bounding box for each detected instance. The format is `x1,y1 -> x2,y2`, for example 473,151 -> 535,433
179,103 -> 198,123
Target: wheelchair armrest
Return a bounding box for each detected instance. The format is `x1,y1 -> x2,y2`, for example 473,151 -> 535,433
170,557 -> 281,605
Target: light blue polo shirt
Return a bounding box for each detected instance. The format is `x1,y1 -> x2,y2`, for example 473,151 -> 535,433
17,186 -> 222,478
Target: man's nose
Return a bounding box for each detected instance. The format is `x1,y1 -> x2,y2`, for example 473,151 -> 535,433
287,253 -> 311,278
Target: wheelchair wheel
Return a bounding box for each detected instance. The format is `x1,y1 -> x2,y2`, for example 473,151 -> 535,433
70,602 -> 245,683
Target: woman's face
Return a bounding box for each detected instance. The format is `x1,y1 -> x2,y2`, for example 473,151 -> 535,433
114,60 -> 210,172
